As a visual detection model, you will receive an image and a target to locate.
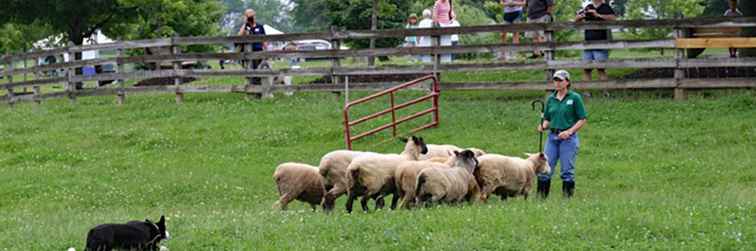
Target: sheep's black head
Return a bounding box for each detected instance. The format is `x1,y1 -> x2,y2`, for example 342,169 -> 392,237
400,136 -> 428,155
453,150 -> 478,173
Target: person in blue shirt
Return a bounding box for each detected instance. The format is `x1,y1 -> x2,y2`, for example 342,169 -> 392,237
238,9 -> 267,84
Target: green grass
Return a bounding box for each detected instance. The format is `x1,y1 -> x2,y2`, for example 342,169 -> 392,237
0,89 -> 754,250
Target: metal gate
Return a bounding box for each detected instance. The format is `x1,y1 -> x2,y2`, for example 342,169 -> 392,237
342,75 -> 440,149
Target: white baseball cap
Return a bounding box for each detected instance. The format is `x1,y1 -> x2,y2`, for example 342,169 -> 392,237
552,70 -> 570,81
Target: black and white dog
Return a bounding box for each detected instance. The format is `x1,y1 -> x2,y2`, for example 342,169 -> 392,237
71,215 -> 170,251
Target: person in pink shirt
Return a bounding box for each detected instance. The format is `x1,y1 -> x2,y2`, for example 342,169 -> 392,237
432,0 -> 456,25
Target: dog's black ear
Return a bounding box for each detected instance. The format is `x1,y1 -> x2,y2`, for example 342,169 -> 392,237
158,215 -> 165,225
145,218 -> 152,224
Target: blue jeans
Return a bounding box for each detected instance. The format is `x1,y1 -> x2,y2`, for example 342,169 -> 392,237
583,49 -> 609,62
539,132 -> 580,182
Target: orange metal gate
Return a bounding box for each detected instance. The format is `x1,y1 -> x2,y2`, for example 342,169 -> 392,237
343,75 -> 440,149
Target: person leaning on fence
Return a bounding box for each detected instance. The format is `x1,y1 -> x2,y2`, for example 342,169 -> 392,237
526,0 -> 555,59
575,0 -> 616,81
724,0 -> 743,58
500,0 -> 526,61
404,13 -> 419,48
537,70 -> 587,199
433,0 -> 456,63
417,9 -> 435,63
238,9 -> 267,84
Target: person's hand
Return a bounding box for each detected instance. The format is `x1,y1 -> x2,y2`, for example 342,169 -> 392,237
558,130 -> 573,140
586,9 -> 598,16
537,124 -> 545,132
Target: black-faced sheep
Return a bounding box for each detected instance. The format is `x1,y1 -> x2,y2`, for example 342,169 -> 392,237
273,162 -> 326,210
414,150 -> 480,206
318,150 -> 380,211
475,153 -> 550,202
345,136 -> 428,213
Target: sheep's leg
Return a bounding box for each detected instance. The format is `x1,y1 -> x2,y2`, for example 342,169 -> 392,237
345,192 -> 358,213
375,194 -> 386,210
389,190 -> 400,210
360,196 -> 370,212
323,185 -> 346,211
275,193 -> 295,210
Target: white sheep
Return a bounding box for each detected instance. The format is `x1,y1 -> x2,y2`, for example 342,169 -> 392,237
272,162 -> 326,210
394,157 -> 454,209
414,150 -> 481,206
318,150 -> 380,211
475,153 -> 550,201
419,145 -> 487,163
345,136 -> 428,213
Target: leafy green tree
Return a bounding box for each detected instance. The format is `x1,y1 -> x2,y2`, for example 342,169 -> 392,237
290,0 -> 331,32
611,0 -> 629,17
325,0 -> 413,49
626,0 -> 705,55
0,22 -> 53,54
1,0 -> 223,47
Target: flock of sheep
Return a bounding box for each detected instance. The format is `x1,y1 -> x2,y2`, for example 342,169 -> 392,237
272,136 -> 551,212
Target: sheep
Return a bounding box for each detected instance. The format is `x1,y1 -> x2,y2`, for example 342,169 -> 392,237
419,144 -> 463,160
345,136 -> 428,213
394,157 -> 453,209
414,150 -> 481,207
272,162 -> 326,211
474,153 -> 550,202
420,146 -> 487,163
318,150 -> 381,211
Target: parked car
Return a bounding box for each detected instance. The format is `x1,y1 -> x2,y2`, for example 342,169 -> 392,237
294,39 -> 332,61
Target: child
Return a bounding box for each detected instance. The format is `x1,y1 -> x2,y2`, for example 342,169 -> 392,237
724,0 -> 743,58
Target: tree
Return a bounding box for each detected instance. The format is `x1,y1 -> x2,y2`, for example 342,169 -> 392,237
324,0 -> 413,50
626,0 -> 705,55
0,22 -> 53,54
611,0 -> 629,17
290,0 -> 331,32
1,0 -> 223,47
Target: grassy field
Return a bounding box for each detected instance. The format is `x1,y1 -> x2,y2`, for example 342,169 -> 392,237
0,88 -> 754,250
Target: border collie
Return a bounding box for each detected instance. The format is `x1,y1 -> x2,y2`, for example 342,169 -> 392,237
69,215 -> 170,251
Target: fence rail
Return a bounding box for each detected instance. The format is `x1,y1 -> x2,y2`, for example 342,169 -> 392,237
2,16 -> 756,105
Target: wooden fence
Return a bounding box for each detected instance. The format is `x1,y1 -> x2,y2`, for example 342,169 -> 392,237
2,16 -> 756,105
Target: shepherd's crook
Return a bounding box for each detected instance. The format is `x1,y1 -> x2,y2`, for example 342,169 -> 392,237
531,100 -> 545,153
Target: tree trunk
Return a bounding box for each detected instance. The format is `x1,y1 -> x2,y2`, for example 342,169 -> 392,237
69,29 -> 85,90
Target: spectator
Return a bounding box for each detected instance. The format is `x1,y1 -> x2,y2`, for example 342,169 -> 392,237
576,0 -> 616,81
501,0 -> 526,61
526,0 -> 554,59
434,0 -> 456,63
724,0 -> 743,58
449,19 -> 461,61
417,9 -> 435,63
432,0 -> 456,25
238,9 -> 267,84
405,13 -> 419,48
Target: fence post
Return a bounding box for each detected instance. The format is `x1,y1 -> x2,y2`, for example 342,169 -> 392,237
171,42 -> 184,104
433,29 -> 441,82
544,29 -> 556,85
116,48 -> 126,105
66,42 -> 77,104
5,56 -> 15,107
32,86 -> 41,105
674,27 -> 687,101
245,43 -> 262,100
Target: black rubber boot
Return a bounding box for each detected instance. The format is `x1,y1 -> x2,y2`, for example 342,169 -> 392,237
563,180 -> 575,198
537,179 -> 551,199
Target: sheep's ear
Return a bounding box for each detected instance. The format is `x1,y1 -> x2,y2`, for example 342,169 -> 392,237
399,137 -> 408,143
538,152 -> 546,160
453,150 -> 460,156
